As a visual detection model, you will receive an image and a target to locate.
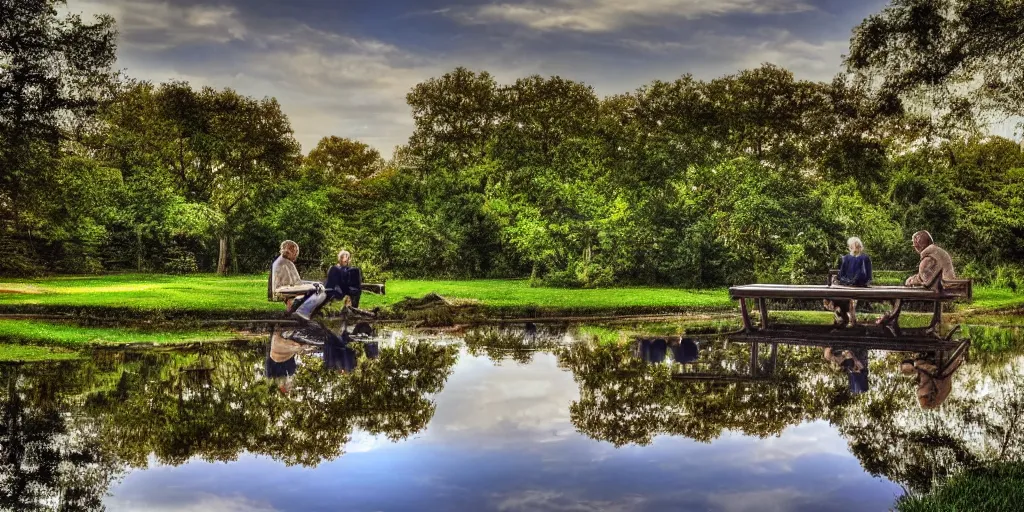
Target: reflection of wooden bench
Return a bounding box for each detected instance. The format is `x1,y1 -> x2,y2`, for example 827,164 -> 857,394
729,273 -> 972,332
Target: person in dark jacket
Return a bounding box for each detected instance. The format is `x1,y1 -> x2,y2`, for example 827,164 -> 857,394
325,249 -> 385,319
829,236 -> 873,326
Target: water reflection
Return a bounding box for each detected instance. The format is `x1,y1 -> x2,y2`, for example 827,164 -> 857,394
0,323 -> 1022,510
823,346 -> 870,394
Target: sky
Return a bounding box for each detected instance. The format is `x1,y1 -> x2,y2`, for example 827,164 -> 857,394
64,0 -> 1015,156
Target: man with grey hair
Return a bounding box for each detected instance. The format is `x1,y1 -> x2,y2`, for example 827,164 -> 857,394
272,240 -> 327,321
877,230 -> 957,326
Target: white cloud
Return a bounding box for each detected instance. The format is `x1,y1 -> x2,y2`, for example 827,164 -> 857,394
620,29 -> 849,82
451,0 -> 813,33
105,493 -> 279,512
494,490 -> 646,512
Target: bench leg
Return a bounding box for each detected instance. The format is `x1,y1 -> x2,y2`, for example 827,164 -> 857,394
889,299 -> 903,328
928,300 -> 942,331
770,343 -> 778,374
757,298 -> 769,329
740,299 -> 753,332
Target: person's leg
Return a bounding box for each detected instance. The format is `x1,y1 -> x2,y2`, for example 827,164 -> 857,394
294,290 -> 327,320
347,288 -> 362,308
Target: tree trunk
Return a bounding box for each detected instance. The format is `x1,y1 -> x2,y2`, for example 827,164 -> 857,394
217,236 -> 229,275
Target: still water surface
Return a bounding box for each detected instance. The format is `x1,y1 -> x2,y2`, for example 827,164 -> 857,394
2,323 -> 1022,511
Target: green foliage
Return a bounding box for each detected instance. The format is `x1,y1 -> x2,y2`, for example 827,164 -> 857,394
3,0 -> 1024,288
895,462 -> 1024,512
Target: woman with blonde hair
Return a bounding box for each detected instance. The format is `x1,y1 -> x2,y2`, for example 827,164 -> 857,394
830,236 -> 873,326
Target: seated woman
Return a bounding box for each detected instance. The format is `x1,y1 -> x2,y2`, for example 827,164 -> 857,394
830,236 -> 873,326
325,249 -> 377,315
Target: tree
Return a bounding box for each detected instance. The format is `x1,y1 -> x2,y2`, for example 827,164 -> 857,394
103,82 -> 301,274
847,0 -> 1024,135
303,136 -> 383,183
0,0 -> 117,274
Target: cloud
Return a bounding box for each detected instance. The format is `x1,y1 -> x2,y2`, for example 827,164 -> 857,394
66,0 -> 439,154
105,492 -> 279,512
450,0 -> 813,33
619,29 -> 849,82
494,490 -> 646,512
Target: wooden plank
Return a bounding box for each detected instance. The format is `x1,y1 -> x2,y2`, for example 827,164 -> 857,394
729,284 -> 964,301
727,333 -> 962,351
671,373 -> 779,383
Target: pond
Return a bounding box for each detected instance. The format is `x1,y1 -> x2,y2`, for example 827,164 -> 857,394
2,321 -> 1022,511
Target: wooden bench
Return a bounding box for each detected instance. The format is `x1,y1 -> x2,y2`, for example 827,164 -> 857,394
729,272 -> 972,332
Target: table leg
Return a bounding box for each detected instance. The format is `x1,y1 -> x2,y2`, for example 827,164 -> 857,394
770,343 -> 778,374
740,298 -> 753,332
750,342 -> 759,376
890,299 -> 903,328
757,298 -> 769,329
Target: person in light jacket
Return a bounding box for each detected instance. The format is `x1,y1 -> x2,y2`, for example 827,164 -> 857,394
272,240 -> 326,321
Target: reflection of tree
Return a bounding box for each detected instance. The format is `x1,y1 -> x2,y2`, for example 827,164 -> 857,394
0,362 -> 123,511
0,338 -> 460,510
558,336 -> 1024,496
555,341 -> 841,447
838,353 -> 1024,494
464,327 -> 557,365
84,341 -> 458,467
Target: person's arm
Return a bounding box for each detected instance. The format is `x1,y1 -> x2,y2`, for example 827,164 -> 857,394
274,260 -> 316,295
906,256 -> 939,287
864,255 -> 873,285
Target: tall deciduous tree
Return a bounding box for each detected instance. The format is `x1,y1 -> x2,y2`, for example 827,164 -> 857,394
104,82 -> 301,274
847,0 -> 1024,134
0,0 -> 117,272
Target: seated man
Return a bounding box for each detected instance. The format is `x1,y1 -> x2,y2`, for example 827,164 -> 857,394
272,240 -> 327,321
877,230 -> 957,326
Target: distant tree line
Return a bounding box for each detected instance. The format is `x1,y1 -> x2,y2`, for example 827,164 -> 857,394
2,0 -> 1022,287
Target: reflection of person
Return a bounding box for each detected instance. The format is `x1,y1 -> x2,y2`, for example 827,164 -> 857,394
323,329 -> 358,373
272,240 -> 326,321
635,338 -> 668,364
829,237 -> 873,326
824,346 -> 869,394
900,348 -> 966,409
877,231 -> 957,326
266,328 -> 306,394
669,337 -> 699,364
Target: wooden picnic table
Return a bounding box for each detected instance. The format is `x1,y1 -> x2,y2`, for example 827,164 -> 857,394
728,273 -> 972,332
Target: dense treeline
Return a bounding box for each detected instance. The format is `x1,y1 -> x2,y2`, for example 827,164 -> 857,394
2,0 -> 1022,287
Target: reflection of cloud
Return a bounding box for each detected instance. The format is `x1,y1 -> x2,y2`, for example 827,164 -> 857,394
495,490 -> 645,512
427,351 -> 580,447
106,493 -> 278,512
706,488 -> 815,512
449,0 -> 812,32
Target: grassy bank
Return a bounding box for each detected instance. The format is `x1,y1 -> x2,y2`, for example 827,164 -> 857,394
896,462 -> 1024,512
0,319 -> 245,346
0,274 -> 733,319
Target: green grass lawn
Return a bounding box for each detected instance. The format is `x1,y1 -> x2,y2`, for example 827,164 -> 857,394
0,319 -> 245,346
0,274 -> 733,315
896,462 -> 1024,512
0,343 -> 80,362
0,273 -> 1020,319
